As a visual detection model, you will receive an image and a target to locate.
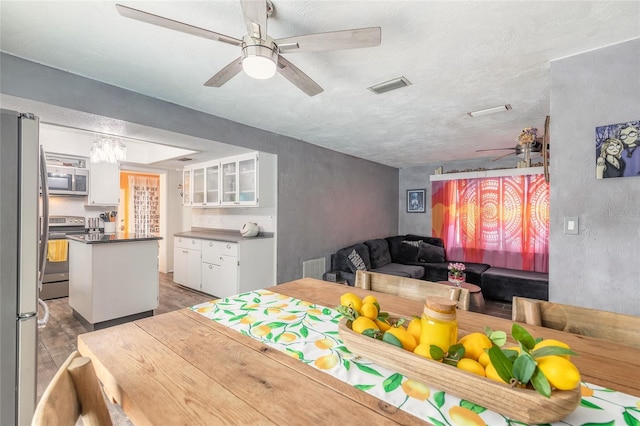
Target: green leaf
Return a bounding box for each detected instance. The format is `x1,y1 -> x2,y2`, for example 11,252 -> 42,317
284,348 -> 305,361
428,418 -> 446,426
530,368 -> 551,398
623,410 -> 640,426
382,332 -> 403,348
448,343 -> 465,359
373,302 -> 381,312
434,391 -> 445,408
502,348 -> 520,362
460,400 -> 487,414
512,353 -> 536,384
354,384 -> 375,391
344,359 -> 350,371
484,326 -> 494,336
488,345 -> 514,384
266,321 -> 287,329
335,346 -> 351,353
307,314 -> 323,322
362,328 -> 378,338
377,311 -> 389,320
429,345 -> 444,361
382,373 -> 403,392
512,323 -> 536,350
581,422 -> 615,426
354,362 -> 384,377
489,330 -> 507,347
299,326 -> 308,338
530,346 -> 576,359
322,307 -> 332,315
580,399 -> 603,410
228,314 -> 247,322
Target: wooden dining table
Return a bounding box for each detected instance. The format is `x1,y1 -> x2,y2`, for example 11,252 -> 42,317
78,278 -> 640,425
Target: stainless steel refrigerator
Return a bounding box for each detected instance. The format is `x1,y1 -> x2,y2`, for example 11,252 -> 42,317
1,109 -> 49,425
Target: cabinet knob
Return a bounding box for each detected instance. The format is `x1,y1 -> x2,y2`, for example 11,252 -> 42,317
209,242 -> 213,247
226,244 -> 231,249
192,240 -> 196,244
183,250 -> 187,254
220,257 -> 223,261
209,264 -> 213,269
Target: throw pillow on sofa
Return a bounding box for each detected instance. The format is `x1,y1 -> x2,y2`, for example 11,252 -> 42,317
417,242 -> 446,263
393,240 -> 420,263
346,249 -> 367,273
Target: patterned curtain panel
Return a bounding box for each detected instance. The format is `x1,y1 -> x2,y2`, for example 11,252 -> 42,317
127,175 -> 160,235
432,174 -> 549,272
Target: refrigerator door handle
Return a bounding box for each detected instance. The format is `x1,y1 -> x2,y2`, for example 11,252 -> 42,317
38,145 -> 49,286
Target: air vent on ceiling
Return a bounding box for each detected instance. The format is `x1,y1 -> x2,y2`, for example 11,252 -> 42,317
367,76 -> 412,94
177,157 -> 193,162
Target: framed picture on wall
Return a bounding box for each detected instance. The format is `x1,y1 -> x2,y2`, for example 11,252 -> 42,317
595,120 -> 640,179
407,189 -> 426,213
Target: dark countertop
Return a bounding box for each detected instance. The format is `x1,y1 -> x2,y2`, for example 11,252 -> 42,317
174,228 -> 274,243
67,233 -> 163,244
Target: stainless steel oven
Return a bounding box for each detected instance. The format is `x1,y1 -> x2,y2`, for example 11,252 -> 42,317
40,216 -> 86,300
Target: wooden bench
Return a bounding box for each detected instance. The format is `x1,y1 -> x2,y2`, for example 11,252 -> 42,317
512,296 -> 640,349
355,270 -> 470,311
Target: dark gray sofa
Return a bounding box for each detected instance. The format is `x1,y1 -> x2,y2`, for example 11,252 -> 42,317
330,234 -> 490,286
329,235 -> 549,302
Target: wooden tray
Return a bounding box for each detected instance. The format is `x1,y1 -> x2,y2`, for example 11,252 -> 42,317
338,318 -> 581,424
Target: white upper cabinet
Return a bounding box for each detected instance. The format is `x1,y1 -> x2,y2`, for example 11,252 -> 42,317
88,162 -> 119,206
183,152 -> 275,208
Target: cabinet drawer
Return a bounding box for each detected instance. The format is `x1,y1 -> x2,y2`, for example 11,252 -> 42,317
202,240 -> 238,262
174,237 -> 202,250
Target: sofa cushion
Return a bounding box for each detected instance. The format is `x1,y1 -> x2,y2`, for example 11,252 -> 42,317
373,263 -> 425,280
481,267 -> 549,302
386,236 -> 421,263
406,234 -> 446,249
364,239 -> 392,269
417,242 -> 445,263
332,243 -> 371,273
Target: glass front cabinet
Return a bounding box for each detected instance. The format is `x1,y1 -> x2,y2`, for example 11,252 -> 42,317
221,153 -> 258,206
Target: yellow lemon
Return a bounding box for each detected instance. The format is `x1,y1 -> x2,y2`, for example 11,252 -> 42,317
279,332 -> 297,343
533,339 -> 571,359
580,385 -> 594,397
314,354 -> 339,370
458,332 -> 492,361
413,343 -> 442,361
351,316 -> 379,334
536,355 -> 581,390
340,292 -> 363,313
401,379 -> 431,401
406,317 -> 422,344
449,405 -> 487,426
252,325 -> 272,337
477,351 -> 491,368
375,318 -> 391,332
485,362 -> 507,383
457,358 -> 486,377
360,302 -> 379,320
385,326 -> 417,352
362,295 -> 378,305
314,338 -> 334,349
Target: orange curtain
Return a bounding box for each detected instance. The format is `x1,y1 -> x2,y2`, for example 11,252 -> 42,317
432,174 -> 549,272
120,172 -> 160,235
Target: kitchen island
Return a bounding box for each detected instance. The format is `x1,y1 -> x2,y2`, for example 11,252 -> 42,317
67,233 -> 162,330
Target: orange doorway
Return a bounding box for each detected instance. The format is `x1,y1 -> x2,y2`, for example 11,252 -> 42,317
119,171 -> 160,234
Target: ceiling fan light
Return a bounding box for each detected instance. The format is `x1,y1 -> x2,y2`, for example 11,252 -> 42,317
241,41 -> 277,80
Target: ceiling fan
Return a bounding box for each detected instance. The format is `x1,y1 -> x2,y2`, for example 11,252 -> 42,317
115,1 -> 381,96
476,126 -> 548,162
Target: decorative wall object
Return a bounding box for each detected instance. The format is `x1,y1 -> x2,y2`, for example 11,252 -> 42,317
595,120 -> 640,179
432,174 -> 549,272
406,189 -> 426,213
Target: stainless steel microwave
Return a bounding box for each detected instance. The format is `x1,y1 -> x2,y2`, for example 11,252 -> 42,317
46,165 -> 89,195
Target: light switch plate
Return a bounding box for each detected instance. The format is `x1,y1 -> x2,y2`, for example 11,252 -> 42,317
564,217 -> 579,235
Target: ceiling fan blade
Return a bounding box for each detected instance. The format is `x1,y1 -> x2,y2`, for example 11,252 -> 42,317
276,56 -> 323,97
475,147 -> 517,152
116,4 -> 242,47
491,152 -> 516,162
204,57 -> 243,87
240,0 -> 267,39
276,27 -> 381,53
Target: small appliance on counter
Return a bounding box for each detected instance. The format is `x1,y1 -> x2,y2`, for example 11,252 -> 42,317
240,222 -> 259,237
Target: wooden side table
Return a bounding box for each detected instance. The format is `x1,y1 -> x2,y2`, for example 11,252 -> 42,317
438,281 -> 485,313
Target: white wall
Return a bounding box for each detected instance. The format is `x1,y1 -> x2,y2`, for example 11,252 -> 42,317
549,38 -> 640,316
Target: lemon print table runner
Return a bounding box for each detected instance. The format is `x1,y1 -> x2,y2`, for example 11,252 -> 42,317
191,290 -> 639,426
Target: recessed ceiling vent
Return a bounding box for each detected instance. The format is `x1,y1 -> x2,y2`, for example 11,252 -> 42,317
367,76 -> 412,94
177,157 -> 193,162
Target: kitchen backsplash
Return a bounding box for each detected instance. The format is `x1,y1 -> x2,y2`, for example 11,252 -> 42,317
48,196 -> 116,218
191,207 -> 276,233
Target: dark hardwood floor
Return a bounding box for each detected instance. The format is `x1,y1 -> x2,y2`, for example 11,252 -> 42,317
36,273 -> 511,422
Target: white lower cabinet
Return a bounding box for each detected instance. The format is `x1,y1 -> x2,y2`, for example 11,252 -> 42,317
175,236 -> 274,298
173,237 -> 202,290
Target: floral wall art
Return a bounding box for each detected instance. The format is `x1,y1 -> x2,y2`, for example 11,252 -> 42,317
595,120 -> 640,179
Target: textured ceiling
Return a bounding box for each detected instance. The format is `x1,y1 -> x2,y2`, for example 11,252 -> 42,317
1,1 -> 639,168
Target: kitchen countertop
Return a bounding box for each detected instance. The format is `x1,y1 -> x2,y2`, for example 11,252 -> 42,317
174,228 -> 274,243
67,233 -> 163,244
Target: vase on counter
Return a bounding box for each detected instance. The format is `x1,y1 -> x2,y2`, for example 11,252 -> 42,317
448,272 -> 465,287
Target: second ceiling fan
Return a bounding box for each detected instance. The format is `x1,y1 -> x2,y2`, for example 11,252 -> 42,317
116,0 -> 382,96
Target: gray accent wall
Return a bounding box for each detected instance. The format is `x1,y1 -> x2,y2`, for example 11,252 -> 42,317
549,38 -> 639,316
0,53 -> 399,283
